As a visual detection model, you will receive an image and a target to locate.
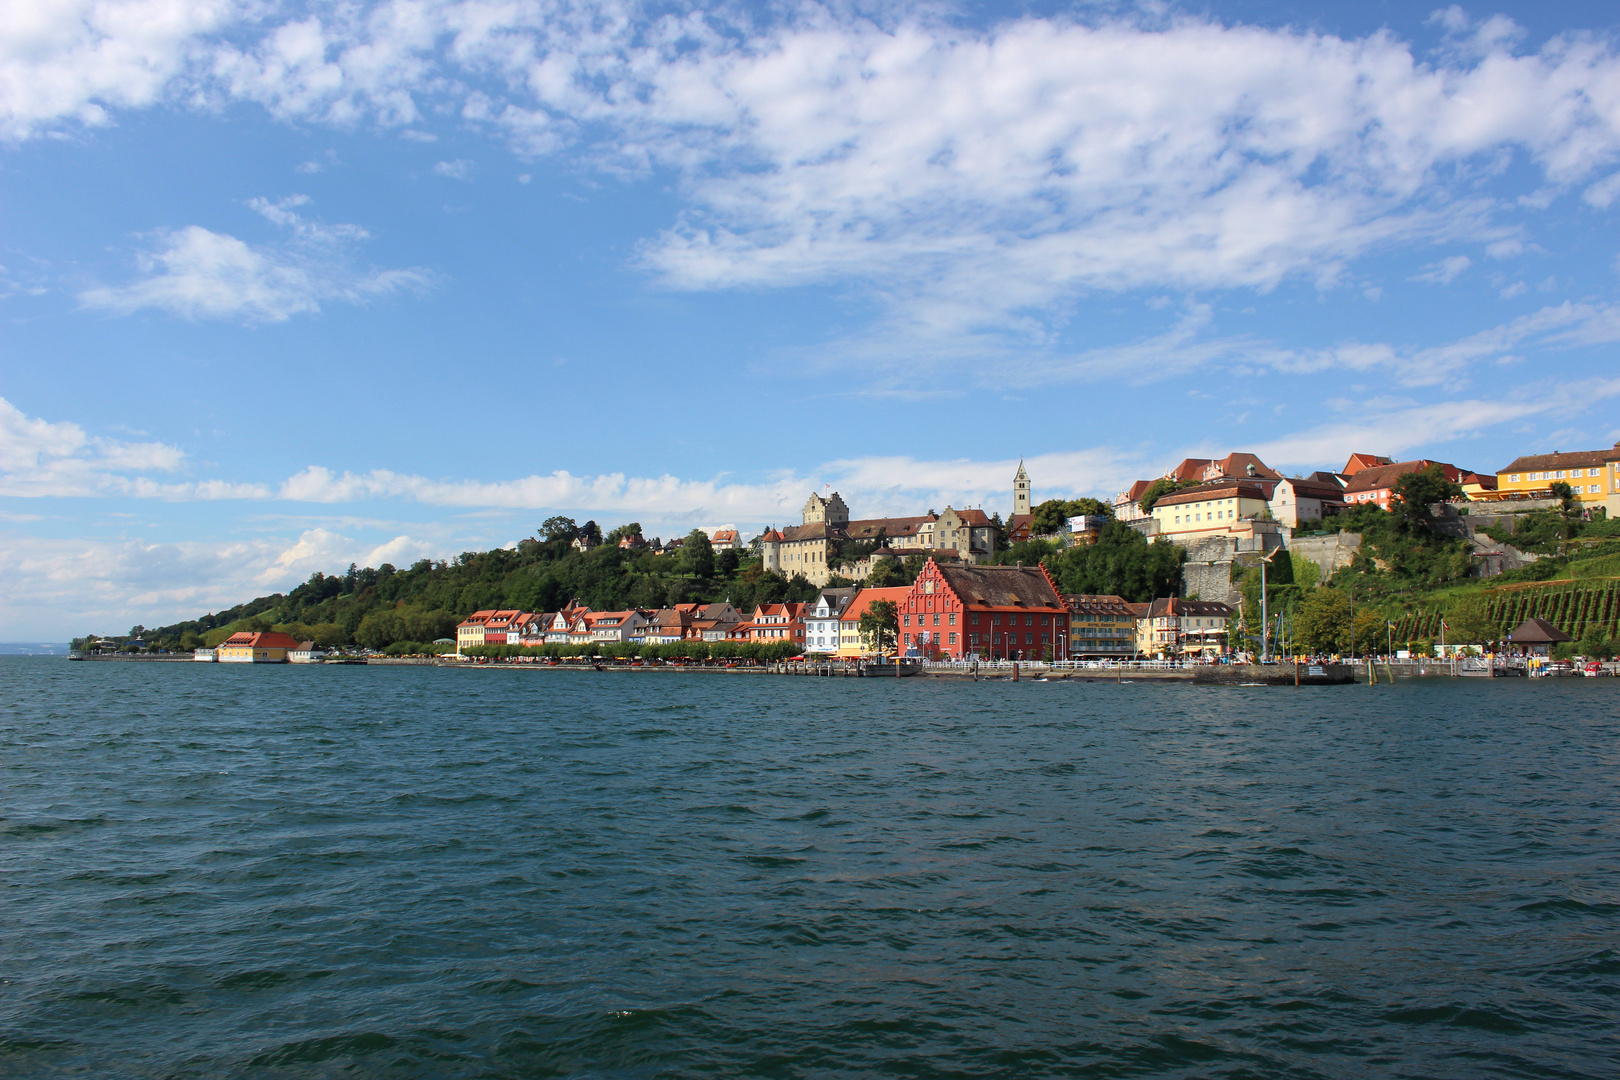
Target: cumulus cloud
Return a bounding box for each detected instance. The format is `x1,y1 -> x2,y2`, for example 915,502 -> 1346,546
11,3 -> 1620,340
432,158 -> 472,179
0,527 -> 440,639
0,395 -> 188,497
79,195 -> 431,322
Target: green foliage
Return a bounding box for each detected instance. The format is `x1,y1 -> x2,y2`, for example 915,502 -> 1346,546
1548,481 -> 1578,516
1138,477 -> 1195,514
1292,588 -> 1388,654
1390,464 -> 1463,528
682,528 -> 716,578
858,599 -> 899,654
540,516 -> 577,542
1044,522 -> 1184,602
1030,497 -> 1115,536
863,556 -> 912,588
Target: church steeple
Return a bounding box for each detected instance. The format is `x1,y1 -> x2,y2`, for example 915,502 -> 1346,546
1013,459 -> 1031,516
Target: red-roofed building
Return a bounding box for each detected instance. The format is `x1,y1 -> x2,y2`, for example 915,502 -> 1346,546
456,610 -> 497,653
481,609 -> 522,645
1343,460 -> 1464,511
900,558 -> 1068,661
837,586 -> 912,657
746,602 -> 806,646
1343,453 -> 1394,476
218,631 -> 302,663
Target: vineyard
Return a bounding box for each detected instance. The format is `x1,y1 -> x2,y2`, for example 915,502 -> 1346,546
1392,580 -> 1620,643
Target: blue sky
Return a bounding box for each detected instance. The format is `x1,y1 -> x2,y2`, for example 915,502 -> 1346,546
4,0 -> 1620,639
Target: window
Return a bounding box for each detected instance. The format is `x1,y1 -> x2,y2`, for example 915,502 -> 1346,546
1510,474 -> 1519,482
1025,633 -> 1034,645
903,633 -> 911,643
992,615 -> 1000,625
1026,614 -> 1034,626
1042,634 -> 1049,644
1556,470 -> 1566,479
932,613 -> 940,626
948,613 -> 956,625
949,633 -> 957,645
971,613 -> 978,625
903,614 -> 910,626
1591,468 -> 1601,477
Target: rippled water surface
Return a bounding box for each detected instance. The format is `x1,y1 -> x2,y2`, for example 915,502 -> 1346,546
2,658 -> 1618,1078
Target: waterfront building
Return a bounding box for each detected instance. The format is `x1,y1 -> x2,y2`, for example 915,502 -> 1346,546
899,558 -> 1068,661
456,609 -> 496,651
1342,452 -> 1393,476
804,588 -> 858,654
217,630 -> 301,663
1136,598 -> 1233,658
288,641 -> 327,663
761,491 -> 998,586
836,586 -> 912,657
480,610 -> 523,646
1063,595 -> 1138,658
746,602 -> 807,646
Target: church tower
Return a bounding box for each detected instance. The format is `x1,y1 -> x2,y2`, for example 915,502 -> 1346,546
1013,460 -> 1031,517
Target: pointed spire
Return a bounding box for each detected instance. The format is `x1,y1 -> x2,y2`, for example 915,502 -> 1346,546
1014,458 -> 1028,481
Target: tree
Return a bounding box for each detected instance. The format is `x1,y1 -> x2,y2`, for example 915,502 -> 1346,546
1068,497 -> 1114,519
605,522 -> 643,544
1031,499 -> 1072,537
1446,594 -> 1500,644
1548,481 -> 1578,517
682,528 -> 716,578
578,520 -> 603,545
1138,477 -> 1192,514
864,555 -> 909,588
859,599 -> 899,654
989,512 -> 1008,551
1046,522 -> 1184,602
716,548 -> 740,576
540,516 -> 578,542
1293,588 -> 1388,654
1391,465 -> 1463,529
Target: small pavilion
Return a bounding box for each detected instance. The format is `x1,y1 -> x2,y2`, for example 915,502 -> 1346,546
1505,618 -> 1572,658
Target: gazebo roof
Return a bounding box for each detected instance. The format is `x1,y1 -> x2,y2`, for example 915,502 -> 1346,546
1506,617 -> 1572,644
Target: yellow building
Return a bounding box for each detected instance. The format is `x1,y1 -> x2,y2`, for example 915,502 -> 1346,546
1495,443 -> 1620,505
836,586 -> 911,657
1150,480 -> 1272,542
216,631 -> 300,663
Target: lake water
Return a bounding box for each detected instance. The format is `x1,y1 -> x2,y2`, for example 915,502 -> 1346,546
2,658 -> 1617,1078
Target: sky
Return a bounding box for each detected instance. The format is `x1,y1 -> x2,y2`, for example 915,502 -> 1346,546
5,0 -> 1620,640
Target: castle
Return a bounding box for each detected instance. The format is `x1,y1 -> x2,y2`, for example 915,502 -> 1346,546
758,464 -> 1030,586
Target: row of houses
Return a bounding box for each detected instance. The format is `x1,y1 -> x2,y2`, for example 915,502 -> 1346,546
1106,443 -> 1620,550
456,558 -> 1239,661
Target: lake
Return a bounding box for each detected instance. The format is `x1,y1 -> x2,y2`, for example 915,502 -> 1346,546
2,658 -> 1616,1078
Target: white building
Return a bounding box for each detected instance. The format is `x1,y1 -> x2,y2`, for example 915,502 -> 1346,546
804,587 -> 858,654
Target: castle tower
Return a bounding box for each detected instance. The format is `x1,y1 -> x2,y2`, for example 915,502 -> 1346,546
1013,460 -> 1031,517
802,491 -> 849,527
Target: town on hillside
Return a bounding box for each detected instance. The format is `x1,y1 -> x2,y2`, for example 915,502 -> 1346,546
135,439 -> 1620,667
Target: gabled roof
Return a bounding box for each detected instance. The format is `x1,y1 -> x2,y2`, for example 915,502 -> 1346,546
1499,446 -> 1620,473
1507,617 -> 1572,644
846,515 -> 934,540
1166,458 -> 1214,482
780,522 -> 841,542
1063,594 -> 1136,616
759,528 -> 783,542
1205,453 -> 1280,481
840,586 -> 913,622
223,630 -> 302,649
1152,480 -> 1270,509
1342,460 -> 1457,495
933,562 -> 1063,610
1343,453 -> 1393,476
942,506 -> 993,526
1277,476 -> 1348,499
1117,480 -> 1154,501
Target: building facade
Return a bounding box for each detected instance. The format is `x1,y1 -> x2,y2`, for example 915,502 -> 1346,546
1137,598 -> 1233,658
1063,594 -> 1138,657
1149,481 -> 1272,542
1495,444 -> 1620,505
899,558 -> 1069,661
217,630 -> 301,663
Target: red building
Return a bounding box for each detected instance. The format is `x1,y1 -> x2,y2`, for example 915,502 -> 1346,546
1343,460 -> 1464,511
747,602 -> 806,646
899,558 -> 1069,661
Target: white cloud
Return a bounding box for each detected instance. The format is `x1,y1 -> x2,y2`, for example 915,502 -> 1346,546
79,196 -> 431,322
0,0 -> 236,141
12,4 -> 1620,341
0,527 -> 440,640
1500,280 -> 1527,298
1411,255 -> 1472,284
432,157 -> 472,179
0,395 -> 187,497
